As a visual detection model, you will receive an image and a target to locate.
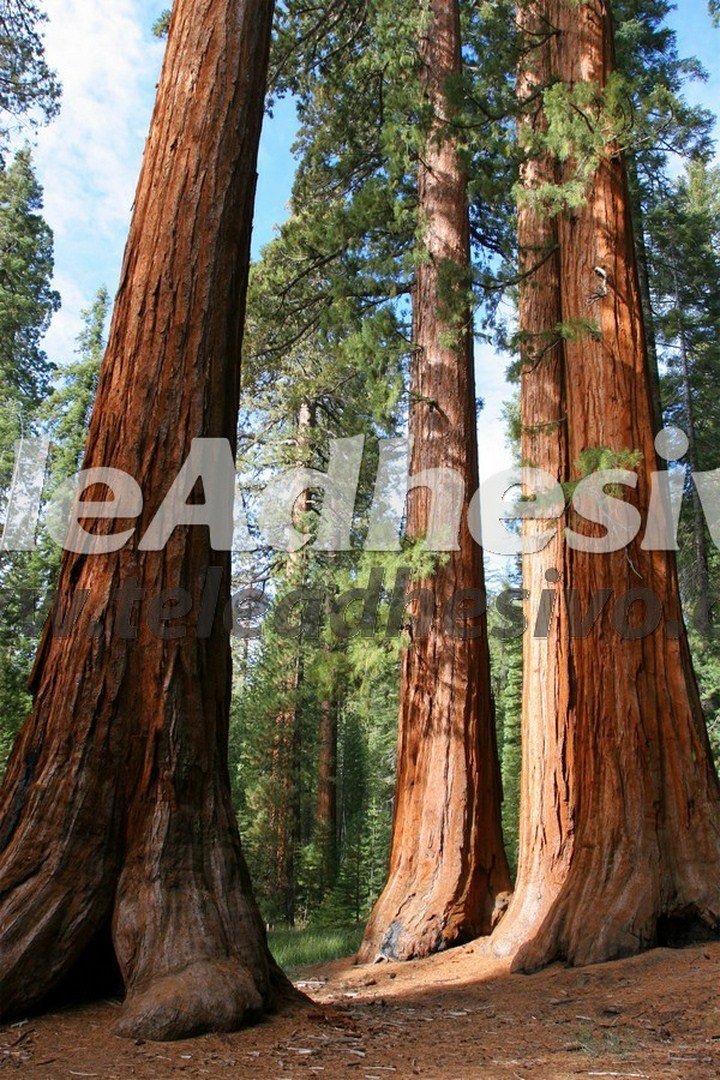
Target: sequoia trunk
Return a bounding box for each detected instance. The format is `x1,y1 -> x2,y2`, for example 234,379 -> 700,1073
0,0 -> 282,1039
493,0 -> 720,972
359,0 -> 511,964
508,0 -> 567,898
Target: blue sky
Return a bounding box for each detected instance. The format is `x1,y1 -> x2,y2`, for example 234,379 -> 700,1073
32,0 -> 298,364
27,0 -> 720,490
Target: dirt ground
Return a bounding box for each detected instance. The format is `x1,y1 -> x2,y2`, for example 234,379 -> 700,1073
2,940 -> 720,1078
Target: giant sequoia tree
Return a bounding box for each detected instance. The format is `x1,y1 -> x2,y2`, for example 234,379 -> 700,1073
0,0 -> 283,1040
359,0 -> 511,964
493,0 -> 720,972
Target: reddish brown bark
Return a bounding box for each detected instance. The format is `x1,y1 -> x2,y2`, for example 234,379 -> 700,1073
316,689 -> 338,892
493,0 -> 720,973
0,0 -> 283,1039
359,0 -> 511,964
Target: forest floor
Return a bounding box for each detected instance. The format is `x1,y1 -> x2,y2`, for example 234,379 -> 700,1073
3,940 -> 720,1078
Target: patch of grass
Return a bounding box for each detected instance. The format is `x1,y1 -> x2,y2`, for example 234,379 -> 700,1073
269,924 -> 365,976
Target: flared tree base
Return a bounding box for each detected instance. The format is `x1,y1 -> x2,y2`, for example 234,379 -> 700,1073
359,867 -> 510,964
492,848 -> 720,975
116,959 -> 271,1041
0,739 -> 290,1041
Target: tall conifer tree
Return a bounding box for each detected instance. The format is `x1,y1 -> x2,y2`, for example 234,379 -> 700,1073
0,0 -> 282,1039
493,0 -> 720,972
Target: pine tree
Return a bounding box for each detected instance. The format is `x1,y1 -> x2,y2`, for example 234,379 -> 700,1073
650,164 -> 720,637
499,626 -> 523,877
0,148 -> 58,486
42,287 -> 109,484
612,0 -> 715,426
0,148 -> 58,773
236,269 -> 402,924
152,9 -> 172,39
0,0 -> 60,153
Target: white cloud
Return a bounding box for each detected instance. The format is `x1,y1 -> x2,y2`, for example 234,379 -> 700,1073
25,0 -> 519,523
43,274 -> 88,364
26,0 -> 164,365
475,340 -> 513,482
37,0 -> 163,244
29,1 -> 297,366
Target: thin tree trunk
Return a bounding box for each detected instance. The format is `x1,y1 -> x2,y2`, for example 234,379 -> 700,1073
271,401 -> 315,925
271,647 -> 301,927
673,269 -> 713,636
316,687 -> 339,893
493,0 -> 720,973
627,154 -> 663,431
359,0 -> 511,964
272,659 -> 302,927
0,0 -> 283,1039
